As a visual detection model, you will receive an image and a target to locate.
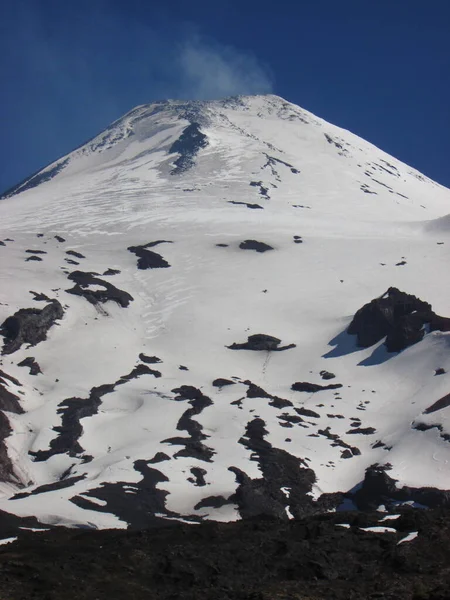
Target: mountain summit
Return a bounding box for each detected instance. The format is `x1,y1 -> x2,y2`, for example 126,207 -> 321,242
0,94 -> 449,532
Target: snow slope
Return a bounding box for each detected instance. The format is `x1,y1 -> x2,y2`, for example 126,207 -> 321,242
0,94 -> 449,530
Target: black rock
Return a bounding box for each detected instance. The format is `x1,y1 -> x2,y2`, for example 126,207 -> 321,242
17,357 -> 42,375
66,271 -> 133,308
25,255 -> 42,262
228,334 -> 295,351
212,378 -> 236,388
239,240 -> 274,253
320,370 -> 336,380
347,287 -> 450,351
291,382 -> 343,393
0,300 -> 64,355
169,122 -> 208,175
66,250 -> 85,259
128,241 -> 172,270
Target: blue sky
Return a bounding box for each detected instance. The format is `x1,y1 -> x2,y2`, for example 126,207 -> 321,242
1,0 -> 449,193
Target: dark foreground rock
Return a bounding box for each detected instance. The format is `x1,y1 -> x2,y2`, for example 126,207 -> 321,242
348,287 -> 450,351
0,508 -> 450,600
0,300 -> 63,355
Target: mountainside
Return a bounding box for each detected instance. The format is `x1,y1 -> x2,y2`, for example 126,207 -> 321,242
0,94 -> 449,536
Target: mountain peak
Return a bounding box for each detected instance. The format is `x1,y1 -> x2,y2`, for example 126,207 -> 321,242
0,92 -> 449,532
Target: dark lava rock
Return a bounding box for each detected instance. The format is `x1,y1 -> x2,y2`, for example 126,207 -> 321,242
17,357 -> 41,375
139,353 -> 162,364
291,382 -> 343,393
295,407 -> 320,418
163,386 -> 214,463
31,365 -> 161,461
169,122 -> 208,175
239,240 -> 274,253
0,383 -> 23,414
66,250 -> 85,259
228,201 -> 263,209
148,452 -> 170,464
228,334 -> 295,351
103,268 -> 121,276
128,241 -> 172,270
346,427 -> 376,435
350,464 -> 450,511
347,287 -> 450,351
424,392 -> 450,414
66,271 -> 133,308
25,255 -> 42,262
320,370 -> 336,380
0,300 -> 63,355
212,378 -> 235,388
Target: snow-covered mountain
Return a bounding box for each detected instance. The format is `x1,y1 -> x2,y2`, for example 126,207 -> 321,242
0,94 -> 449,532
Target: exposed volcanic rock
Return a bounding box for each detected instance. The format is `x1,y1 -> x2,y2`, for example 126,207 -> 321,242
66,250 -> 85,259
70,459 -> 191,530
228,334 -> 295,351
350,464 -> 450,511
169,122 -> 208,175
249,180 -> 270,199
347,287 -> 450,351
320,370 -> 336,380
291,381 -> 343,392
0,383 -> 23,414
212,378 -> 235,388
12,475 -> 86,500
163,386 -> 214,462
228,201 -> 263,209
244,380 -> 293,408
103,268 -> 121,276
231,417 -> 317,520
239,239 -> 274,252
424,392 -> 450,415
25,255 -> 42,262
139,353 -> 162,364
295,406 -> 320,418
0,300 -> 64,355
17,357 -> 42,375
0,411 -> 20,483
127,241 -> 172,270
65,271 -> 133,307
30,364 -> 161,461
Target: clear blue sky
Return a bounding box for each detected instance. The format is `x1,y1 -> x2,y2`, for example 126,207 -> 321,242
1,0 -> 449,194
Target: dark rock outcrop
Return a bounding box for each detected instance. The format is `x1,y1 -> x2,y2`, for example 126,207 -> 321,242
169,122 -> 208,175
239,240 -> 274,252
348,287 -> 450,351
291,381 -> 343,393
350,464 -> 450,511
0,300 -> 64,355
228,334 -> 295,351
66,271 -> 133,307
17,357 -> 42,375
127,241 -> 172,270
212,378 -> 235,388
